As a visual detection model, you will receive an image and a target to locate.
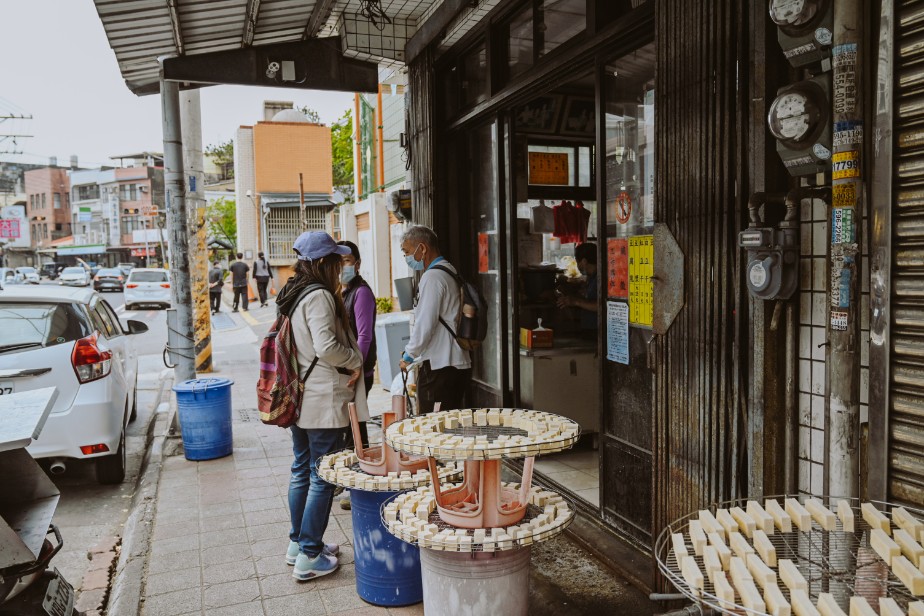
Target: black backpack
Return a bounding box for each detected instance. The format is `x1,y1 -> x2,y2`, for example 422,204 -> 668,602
431,264 -> 488,351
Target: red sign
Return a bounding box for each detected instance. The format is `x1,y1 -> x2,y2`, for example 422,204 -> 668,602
614,191 -> 632,224
607,238 -> 629,298
478,233 -> 489,273
131,247 -> 155,257
0,219 -> 20,239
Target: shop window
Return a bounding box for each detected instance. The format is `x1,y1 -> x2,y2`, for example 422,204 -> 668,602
461,43 -> 489,107
538,0 -> 586,58
506,4 -> 534,80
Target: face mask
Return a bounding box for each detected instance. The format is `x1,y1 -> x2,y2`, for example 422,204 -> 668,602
405,245 -> 425,271
340,265 -> 356,284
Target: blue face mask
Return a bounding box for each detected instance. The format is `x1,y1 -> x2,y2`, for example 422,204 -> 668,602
405,245 -> 425,271
340,265 -> 356,284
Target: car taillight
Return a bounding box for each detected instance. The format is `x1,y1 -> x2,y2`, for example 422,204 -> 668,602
161,283 -> 170,288
126,283 -> 138,288
71,333 -> 112,383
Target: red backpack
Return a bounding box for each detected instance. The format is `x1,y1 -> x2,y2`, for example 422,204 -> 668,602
257,284 -> 325,427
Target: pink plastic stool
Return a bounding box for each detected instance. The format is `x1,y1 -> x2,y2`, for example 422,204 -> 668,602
427,457 -> 535,529
348,397 -> 428,476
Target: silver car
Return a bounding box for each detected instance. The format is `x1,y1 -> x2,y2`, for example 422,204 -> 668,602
58,266 -> 91,287
124,268 -> 171,310
14,266 -> 40,284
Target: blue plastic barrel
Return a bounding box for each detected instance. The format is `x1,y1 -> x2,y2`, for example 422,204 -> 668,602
351,489 -> 422,606
172,377 -> 234,461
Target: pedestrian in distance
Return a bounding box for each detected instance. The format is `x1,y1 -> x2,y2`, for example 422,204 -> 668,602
399,225 -> 472,413
276,231 -> 369,582
336,240 -> 376,510
229,252 -> 250,312
253,251 -> 273,307
208,260 -> 224,314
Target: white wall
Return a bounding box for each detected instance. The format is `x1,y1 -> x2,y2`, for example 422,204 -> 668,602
234,126 -> 257,256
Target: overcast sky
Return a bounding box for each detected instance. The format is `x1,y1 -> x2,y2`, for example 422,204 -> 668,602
0,0 -> 353,169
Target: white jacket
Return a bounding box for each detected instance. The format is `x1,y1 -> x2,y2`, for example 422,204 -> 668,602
291,288 -> 369,429
405,261 -> 472,371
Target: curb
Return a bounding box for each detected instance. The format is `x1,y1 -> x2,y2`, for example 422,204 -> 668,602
106,374 -> 174,616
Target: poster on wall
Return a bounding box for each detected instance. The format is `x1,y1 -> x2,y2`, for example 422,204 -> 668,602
606,301 -> 629,364
478,233 -> 489,273
607,238 -> 628,298
628,235 -> 654,327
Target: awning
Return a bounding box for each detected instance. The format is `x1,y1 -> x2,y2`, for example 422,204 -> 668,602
55,244 -> 108,257
261,193 -> 335,209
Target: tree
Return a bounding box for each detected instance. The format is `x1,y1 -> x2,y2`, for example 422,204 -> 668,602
206,197 -> 237,248
205,139 -> 234,180
331,109 -> 355,202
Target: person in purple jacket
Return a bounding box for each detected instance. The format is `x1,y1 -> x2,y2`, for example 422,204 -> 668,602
337,240 -> 377,510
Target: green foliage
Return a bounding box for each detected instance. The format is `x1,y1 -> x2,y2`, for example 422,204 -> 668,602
375,296 -> 394,314
205,139 -> 234,179
206,197 -> 237,248
331,109 -> 355,202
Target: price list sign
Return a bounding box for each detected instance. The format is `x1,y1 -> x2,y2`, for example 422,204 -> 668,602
628,235 -> 653,327
528,152 -> 569,186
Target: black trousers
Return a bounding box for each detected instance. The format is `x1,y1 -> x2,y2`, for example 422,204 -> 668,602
416,361 -> 472,414
209,291 -> 222,312
255,277 -> 269,304
232,286 -> 248,310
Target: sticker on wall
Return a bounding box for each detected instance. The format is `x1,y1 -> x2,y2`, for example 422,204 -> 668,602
478,233 -> 489,273
628,235 -> 654,327
614,191 -> 632,224
607,238 -> 629,298
833,120 -> 863,147
830,249 -> 855,309
831,207 -> 856,244
832,150 -> 860,180
831,183 -> 857,208
831,310 -> 848,331
606,301 -> 629,365
833,43 -> 858,115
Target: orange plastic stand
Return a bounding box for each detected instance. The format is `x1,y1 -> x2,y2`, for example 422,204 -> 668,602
348,397 -> 428,476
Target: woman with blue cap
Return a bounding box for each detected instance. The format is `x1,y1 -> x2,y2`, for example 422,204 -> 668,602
275,230 -> 369,581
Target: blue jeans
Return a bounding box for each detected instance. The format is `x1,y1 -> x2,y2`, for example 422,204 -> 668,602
288,426 -> 346,557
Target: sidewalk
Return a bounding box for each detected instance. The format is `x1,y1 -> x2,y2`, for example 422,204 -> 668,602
135,300 -> 657,615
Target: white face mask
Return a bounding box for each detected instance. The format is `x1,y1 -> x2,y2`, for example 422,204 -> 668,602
341,265 -> 356,284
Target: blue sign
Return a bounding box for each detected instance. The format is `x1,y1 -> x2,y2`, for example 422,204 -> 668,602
189,175 -> 197,192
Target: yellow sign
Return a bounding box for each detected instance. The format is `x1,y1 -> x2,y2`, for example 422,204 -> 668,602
528,152 -> 570,185
628,235 -> 653,327
832,150 -> 860,180
831,183 -> 856,208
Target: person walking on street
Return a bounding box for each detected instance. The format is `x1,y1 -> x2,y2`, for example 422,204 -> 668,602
399,225 -> 472,413
278,231 -> 369,582
337,240 -> 377,510
253,251 -> 273,307
229,252 -> 250,312
208,260 -> 224,314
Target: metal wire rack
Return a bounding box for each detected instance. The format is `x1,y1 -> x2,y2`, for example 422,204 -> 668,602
316,447 -> 463,491
655,495 -> 924,615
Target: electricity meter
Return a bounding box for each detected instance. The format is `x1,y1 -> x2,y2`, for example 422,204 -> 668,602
768,76 -> 832,176
769,0 -> 833,68
739,226 -> 800,300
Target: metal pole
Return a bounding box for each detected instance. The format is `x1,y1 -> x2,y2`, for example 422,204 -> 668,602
827,0 -> 863,501
144,217 -> 150,267
160,76 -> 196,386
299,172 -> 306,230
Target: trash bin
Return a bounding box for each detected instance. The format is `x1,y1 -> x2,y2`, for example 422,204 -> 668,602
172,377 -> 234,461
374,312 -> 411,387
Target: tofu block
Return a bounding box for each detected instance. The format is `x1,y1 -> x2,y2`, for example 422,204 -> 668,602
909,601 -> 924,616
786,498 -> 813,531
700,509 -> 723,537
849,597 -> 877,616
702,545 -> 723,584
764,583 -> 791,616
879,598 -> 903,616
779,558 -> 808,592
861,502 -> 891,535
787,590 -> 818,616
746,552 -> 777,589
738,579 -> 766,613
731,507 -> 757,537
729,556 -> 753,589
871,528 -> 901,565
708,532 -> 732,569
680,556 -> 703,597
671,533 -> 689,561
894,554 -> 924,595
730,531 -> 755,559
688,520 -> 708,556
816,592 -> 847,616
766,499 -> 794,532
748,500 -> 776,534
895,527 -> 924,567
895,507 -> 924,542
713,571 -> 735,607
754,529 -> 777,567
716,509 -> 739,536
837,500 -> 855,532
805,498 -> 837,531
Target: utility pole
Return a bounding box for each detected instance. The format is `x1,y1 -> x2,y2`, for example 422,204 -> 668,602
827,1 -> 863,501
160,76 -> 196,388
299,172 -> 306,229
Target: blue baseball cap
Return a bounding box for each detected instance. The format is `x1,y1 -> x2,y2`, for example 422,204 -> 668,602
292,231 -> 351,261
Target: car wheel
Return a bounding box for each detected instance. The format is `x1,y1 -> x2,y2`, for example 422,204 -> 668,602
96,427 -> 126,485
129,384 -> 138,423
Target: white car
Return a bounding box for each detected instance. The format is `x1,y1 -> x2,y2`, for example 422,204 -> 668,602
14,266 -> 40,284
0,286 -> 147,483
124,268 -> 172,310
59,266 -> 91,287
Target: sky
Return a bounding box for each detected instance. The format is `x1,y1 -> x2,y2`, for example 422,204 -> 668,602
0,0 -> 354,169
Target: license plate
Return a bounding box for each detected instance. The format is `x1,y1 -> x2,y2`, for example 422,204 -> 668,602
42,569 -> 75,616
0,381 -> 13,395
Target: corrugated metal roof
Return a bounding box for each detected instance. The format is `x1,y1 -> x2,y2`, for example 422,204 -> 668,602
93,0 -> 451,95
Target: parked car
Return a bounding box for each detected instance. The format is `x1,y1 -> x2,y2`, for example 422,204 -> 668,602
15,266 -> 40,284
40,262 -> 61,279
93,267 -> 125,292
58,266 -> 91,287
0,286 -> 148,483
0,268 -> 23,287
124,268 -> 171,310
117,262 -> 135,278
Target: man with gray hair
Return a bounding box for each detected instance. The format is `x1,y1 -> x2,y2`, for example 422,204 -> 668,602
399,225 -> 472,412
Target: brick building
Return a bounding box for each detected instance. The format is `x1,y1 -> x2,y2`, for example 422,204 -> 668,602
24,166 -> 71,250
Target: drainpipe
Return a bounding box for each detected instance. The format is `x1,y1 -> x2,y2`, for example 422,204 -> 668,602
376,85 -> 385,192
827,0 -> 863,503
354,94 -> 363,200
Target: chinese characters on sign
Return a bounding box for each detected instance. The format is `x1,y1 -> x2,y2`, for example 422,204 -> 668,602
628,235 -> 653,327
0,219 -> 20,239
606,301 -> 629,364
528,152 -> 570,186
607,238 -> 628,298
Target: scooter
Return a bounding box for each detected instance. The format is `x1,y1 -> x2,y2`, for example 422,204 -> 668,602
0,387 -> 83,616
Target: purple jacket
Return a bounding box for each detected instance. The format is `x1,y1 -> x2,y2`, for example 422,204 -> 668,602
344,278 -> 377,376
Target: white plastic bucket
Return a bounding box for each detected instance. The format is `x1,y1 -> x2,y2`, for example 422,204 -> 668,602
419,546 -> 531,616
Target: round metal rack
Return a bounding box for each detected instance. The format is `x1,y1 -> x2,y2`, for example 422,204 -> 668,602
317,447 -> 463,491
655,495 -> 924,615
